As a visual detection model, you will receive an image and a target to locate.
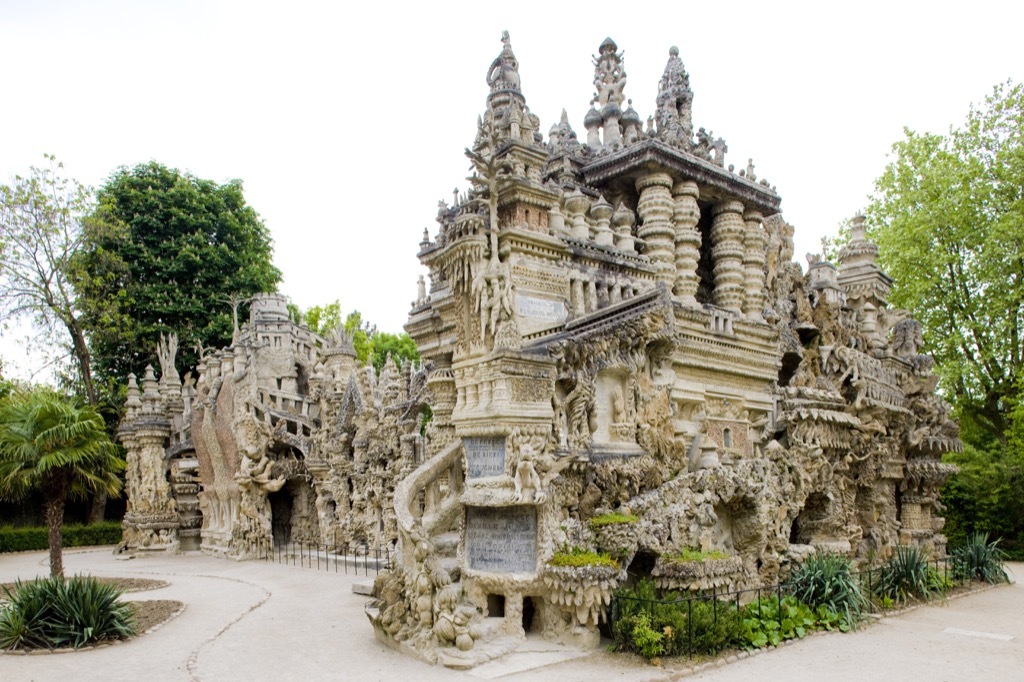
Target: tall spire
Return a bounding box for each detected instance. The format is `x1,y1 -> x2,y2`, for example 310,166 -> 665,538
486,30 -> 522,97
655,46 -> 694,148
588,37 -> 628,150
477,31 -> 540,147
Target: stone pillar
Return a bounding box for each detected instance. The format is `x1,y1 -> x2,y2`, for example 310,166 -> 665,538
586,280 -> 598,313
612,202 -> 636,252
672,180 -> 701,305
571,278 -> 585,317
591,197 -> 614,247
120,374 -> 179,553
741,208 -> 767,321
636,172 -> 676,288
564,189 -> 591,240
710,200 -> 746,313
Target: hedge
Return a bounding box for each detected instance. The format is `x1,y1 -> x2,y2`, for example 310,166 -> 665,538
0,522 -> 122,553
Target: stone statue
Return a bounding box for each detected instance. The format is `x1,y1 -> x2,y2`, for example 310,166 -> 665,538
486,30 -> 521,92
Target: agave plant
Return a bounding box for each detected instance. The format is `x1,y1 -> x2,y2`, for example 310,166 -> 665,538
786,553 -> 867,628
0,576 -> 135,650
952,532 -> 1009,584
873,545 -> 933,602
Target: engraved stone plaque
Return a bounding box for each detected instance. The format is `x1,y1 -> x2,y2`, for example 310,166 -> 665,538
464,436 -> 506,478
516,294 -> 567,334
465,506 -> 537,573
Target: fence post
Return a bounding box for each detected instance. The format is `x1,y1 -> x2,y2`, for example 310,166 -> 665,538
687,596 -> 693,659
777,583 -> 782,632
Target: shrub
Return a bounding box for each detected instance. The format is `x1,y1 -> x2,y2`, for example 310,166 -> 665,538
612,579 -> 742,657
0,522 -> 123,553
951,532 -> 1009,584
741,595 -> 826,647
548,546 -> 618,569
872,545 -> 933,603
0,575 -> 135,649
786,553 -> 866,629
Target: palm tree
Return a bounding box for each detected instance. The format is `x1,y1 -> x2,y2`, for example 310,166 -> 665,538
0,387 -> 124,577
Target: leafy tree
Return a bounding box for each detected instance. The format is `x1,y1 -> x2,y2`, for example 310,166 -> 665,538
867,81 -> 1023,440
303,300 -> 343,337
370,331 -> 419,374
292,300 -> 419,373
865,81 -> 1024,554
0,157 -> 100,404
0,387 -> 124,577
74,161 -> 282,386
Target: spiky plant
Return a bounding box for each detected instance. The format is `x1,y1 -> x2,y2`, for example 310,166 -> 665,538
873,545 -> 933,602
0,576 -> 135,650
952,532 -> 1009,584
786,553 -> 867,628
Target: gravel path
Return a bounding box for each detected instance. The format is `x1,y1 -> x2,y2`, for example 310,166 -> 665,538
0,549 -> 1019,681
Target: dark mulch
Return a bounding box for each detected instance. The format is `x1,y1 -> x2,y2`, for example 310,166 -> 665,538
129,599 -> 184,633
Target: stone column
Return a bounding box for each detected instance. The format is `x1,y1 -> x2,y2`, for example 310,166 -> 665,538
741,208 -> 767,321
710,200 -> 746,313
636,172 -> 676,288
586,280 -> 598,313
564,189 -> 591,241
571,278 -> 585,317
672,180 -> 701,305
591,197 -> 614,247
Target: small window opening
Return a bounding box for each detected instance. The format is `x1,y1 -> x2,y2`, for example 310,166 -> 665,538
487,594 -> 506,618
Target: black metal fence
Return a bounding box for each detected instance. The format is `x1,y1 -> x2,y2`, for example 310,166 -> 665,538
258,538 -> 393,576
610,555 -> 981,659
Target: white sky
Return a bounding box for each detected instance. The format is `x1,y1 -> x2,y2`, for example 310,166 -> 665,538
3,0 -> 1023,379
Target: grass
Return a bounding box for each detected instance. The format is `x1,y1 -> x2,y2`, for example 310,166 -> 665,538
548,546 -> 619,569
667,548 -> 731,562
588,512 -> 639,527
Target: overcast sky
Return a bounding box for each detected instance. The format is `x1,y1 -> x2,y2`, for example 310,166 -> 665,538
3,0 -> 1023,378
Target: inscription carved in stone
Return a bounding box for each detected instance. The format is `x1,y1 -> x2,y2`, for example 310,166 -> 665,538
516,294 -> 567,334
465,505 -> 537,573
464,437 -> 506,478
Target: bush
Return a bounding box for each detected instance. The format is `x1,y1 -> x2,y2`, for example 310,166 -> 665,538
786,553 -> 866,629
951,532 -> 1009,584
741,595 -> 825,647
0,522 -> 122,553
0,575 -> 135,649
548,546 -> 618,569
872,545 -> 933,603
613,579 -> 742,658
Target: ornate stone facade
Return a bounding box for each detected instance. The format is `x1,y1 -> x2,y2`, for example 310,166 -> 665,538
118,294 -> 429,559
372,35 -> 959,667
119,33 -> 959,670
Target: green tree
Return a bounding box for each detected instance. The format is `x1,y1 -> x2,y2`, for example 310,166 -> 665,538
292,301 -> 419,373
0,387 -> 124,577
303,300 -> 343,337
74,161 -> 282,386
370,331 -> 419,374
866,81 -> 1024,554
0,157 -> 100,404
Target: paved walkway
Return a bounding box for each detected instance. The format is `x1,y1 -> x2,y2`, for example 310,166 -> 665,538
0,549 -> 1020,681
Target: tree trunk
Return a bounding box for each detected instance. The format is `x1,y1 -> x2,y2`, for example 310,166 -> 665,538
87,490 -> 108,524
43,484 -> 67,579
65,317 -> 97,406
